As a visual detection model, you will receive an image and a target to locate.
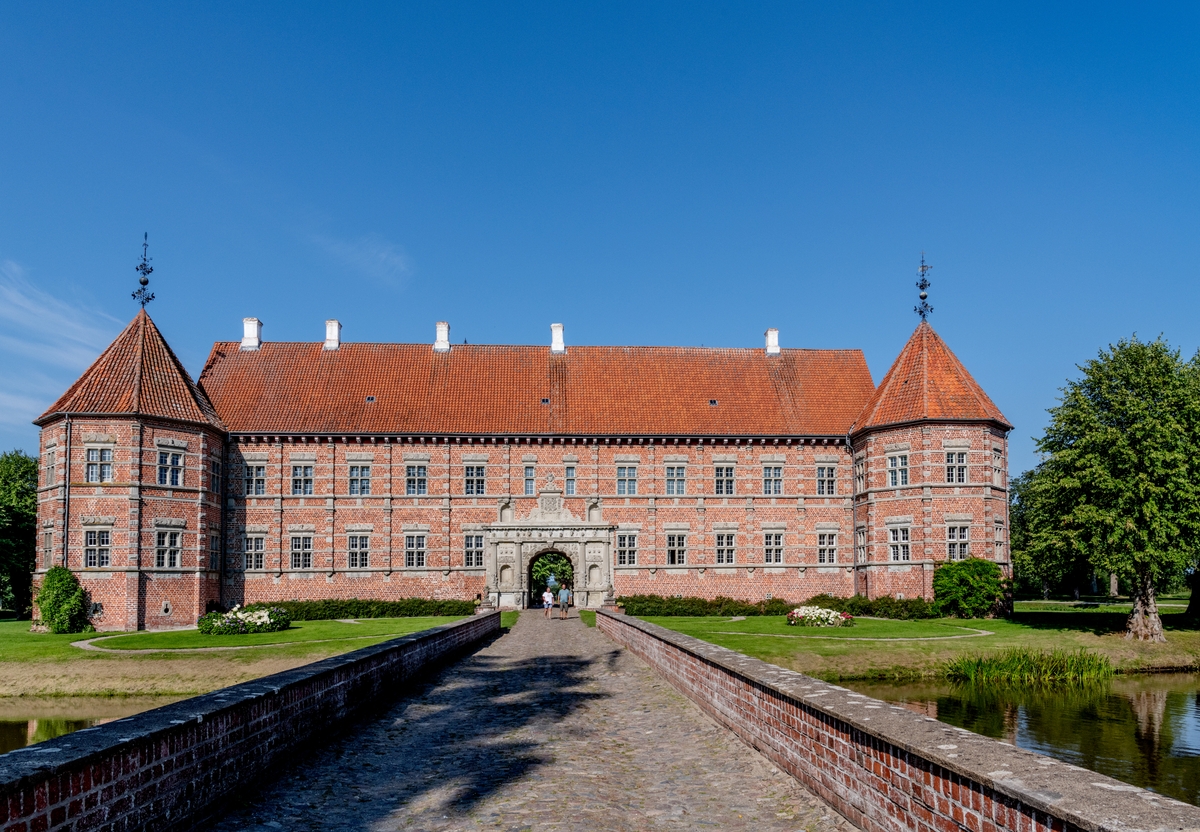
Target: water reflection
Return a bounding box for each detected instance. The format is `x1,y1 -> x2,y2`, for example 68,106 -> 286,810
849,674 -> 1200,806
0,697 -> 184,756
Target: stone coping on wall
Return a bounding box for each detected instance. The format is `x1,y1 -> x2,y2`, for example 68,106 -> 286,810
0,613 -> 500,832
596,611 -> 1200,832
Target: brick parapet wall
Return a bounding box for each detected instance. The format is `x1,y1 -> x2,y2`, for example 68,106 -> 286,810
0,612 -> 499,832
596,611 -> 1200,832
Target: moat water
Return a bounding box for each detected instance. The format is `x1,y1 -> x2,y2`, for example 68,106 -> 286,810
0,697 -> 183,756
849,673 -> 1200,806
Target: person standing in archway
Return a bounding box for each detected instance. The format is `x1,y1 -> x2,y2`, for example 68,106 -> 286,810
558,584 -> 573,619
541,587 -> 554,618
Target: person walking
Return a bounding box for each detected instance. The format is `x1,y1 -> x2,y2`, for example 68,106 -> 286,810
557,584 -> 573,619
541,587 -> 554,618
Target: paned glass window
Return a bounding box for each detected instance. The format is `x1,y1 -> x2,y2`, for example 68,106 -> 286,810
465,535 -> 484,568
947,525 -> 970,560
993,449 -> 1004,486
405,465 -> 428,496
855,528 -> 867,563
156,531 -> 180,568
666,534 -> 687,565
764,532 -> 783,564
405,534 -> 427,568
42,532 -> 53,569
244,536 -> 264,570
350,465 -> 373,495
714,466 -> 735,495
616,466 -> 638,495
244,465 -> 266,495
44,450 -> 56,487
617,533 -> 637,566
946,452 -> 967,484
715,533 -> 736,564
564,466 -> 576,496
887,455 -> 908,487
210,460 -> 222,493
465,465 -> 486,495
290,535 -> 313,569
665,465 -> 686,495
889,527 -> 911,562
854,458 -> 865,493
816,466 -> 836,496
818,533 -> 837,564
291,465 -> 313,495
524,466 -> 536,496
84,530 -> 111,568
995,522 -> 1005,559
158,452 -> 182,487
348,535 -> 370,568
763,466 -> 782,495
208,537 -> 219,570
86,448 -> 114,483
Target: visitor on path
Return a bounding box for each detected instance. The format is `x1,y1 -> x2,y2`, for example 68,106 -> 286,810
558,584 -> 572,619
541,588 -> 554,618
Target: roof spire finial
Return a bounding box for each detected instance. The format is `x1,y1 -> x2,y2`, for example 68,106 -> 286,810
132,232 -> 155,308
913,252 -> 932,321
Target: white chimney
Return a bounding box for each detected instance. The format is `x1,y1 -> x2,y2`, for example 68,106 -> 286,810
434,321 -> 451,353
550,322 -> 565,354
241,317 -> 262,351
765,328 -> 780,355
324,319 -> 341,350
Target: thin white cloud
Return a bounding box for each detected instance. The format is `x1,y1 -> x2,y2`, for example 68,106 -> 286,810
311,233 -> 412,286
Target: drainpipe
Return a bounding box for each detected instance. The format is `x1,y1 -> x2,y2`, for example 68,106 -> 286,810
62,416 -> 72,568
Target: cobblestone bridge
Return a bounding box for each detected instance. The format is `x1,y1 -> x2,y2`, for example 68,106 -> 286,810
211,611 -> 856,832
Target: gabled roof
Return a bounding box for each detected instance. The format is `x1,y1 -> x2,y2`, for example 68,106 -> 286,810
36,310 -> 224,429
852,321 -> 1010,434
197,342 -> 875,437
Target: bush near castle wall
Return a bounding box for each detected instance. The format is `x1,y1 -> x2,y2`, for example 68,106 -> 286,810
243,598 -> 476,620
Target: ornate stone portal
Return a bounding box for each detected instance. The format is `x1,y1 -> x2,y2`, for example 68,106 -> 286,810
483,486 -> 614,609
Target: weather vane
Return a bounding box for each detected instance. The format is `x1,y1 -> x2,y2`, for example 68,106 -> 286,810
913,252 -> 932,320
132,232 -> 155,308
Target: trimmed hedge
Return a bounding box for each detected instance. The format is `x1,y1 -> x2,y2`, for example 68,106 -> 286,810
242,598 -> 476,620
804,593 -> 935,620
616,593 -> 935,619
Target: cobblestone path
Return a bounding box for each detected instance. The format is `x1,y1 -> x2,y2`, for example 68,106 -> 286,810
212,611 -> 857,832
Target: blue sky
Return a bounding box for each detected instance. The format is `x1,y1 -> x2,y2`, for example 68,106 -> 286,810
1,3 -> 1197,474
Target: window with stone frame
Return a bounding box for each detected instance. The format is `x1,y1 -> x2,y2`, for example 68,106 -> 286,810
853,457 -> 865,493
86,448 -> 113,483
465,535 -> 484,568
290,535 -> 313,569
945,452 -> 967,484
616,466 -> 638,495
405,465 -> 428,496
714,466 -> 735,495
666,533 -> 687,565
244,465 -> 266,495
764,532 -> 783,564
816,466 -> 836,496
156,531 -> 180,568
244,535 -> 265,570
762,466 -> 782,495
351,465 -> 373,495
291,465 -> 314,495
158,452 -> 182,486
617,533 -> 637,565
855,528 -> 867,563
405,534 -> 427,568
42,531 -> 53,569
888,527 -> 910,562
887,455 -> 908,487
715,533 -> 736,564
995,521 -> 1005,559
348,535 -> 370,568
564,466 -> 576,495
524,466 -> 536,495
993,448 -> 1004,486
45,450 -> 56,487
464,465 -> 486,495
817,533 -> 837,564
947,525 -> 970,560
665,465 -> 686,495
208,537 -> 220,570
84,530 -> 111,568
210,459 -> 222,493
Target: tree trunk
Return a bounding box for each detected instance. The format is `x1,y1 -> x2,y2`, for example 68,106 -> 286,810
1185,571 -> 1200,619
1109,572 -> 1119,599
1126,573 -> 1167,642
1041,580 -> 1050,600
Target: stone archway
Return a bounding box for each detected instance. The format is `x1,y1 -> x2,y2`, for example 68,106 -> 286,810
526,550 -> 575,607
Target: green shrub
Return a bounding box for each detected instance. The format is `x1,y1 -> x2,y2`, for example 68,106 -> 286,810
803,593 -> 935,620
242,598 -> 475,620
197,605 -> 291,635
616,594 -> 795,617
945,648 -> 1112,685
34,567 -> 90,634
933,558 -> 1007,618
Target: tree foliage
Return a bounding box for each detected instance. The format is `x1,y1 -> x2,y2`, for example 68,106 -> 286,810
1018,336 -> 1200,641
0,450 -> 38,615
530,552 -> 574,590
932,558 -> 1007,618
35,566 -> 89,633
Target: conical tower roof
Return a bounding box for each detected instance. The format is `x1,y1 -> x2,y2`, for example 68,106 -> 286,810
36,309 -> 224,429
852,321 -> 1009,434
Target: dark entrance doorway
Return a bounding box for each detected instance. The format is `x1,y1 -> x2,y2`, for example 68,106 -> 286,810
527,551 -> 574,608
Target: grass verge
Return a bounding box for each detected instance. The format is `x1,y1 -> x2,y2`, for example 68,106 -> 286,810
578,610 -> 596,628
945,648 -> 1114,685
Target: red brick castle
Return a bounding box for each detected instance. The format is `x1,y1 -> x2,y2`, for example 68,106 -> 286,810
34,311 -> 1011,630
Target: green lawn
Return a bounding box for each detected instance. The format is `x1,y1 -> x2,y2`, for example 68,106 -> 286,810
643,611 -> 1200,681
92,616 -> 465,651
578,610 -> 596,627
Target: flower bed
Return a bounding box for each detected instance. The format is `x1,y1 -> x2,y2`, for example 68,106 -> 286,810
197,605 -> 291,635
785,606 -> 854,627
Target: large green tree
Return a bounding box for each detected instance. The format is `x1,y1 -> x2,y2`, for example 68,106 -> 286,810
1028,337 -> 1200,641
0,450 -> 38,615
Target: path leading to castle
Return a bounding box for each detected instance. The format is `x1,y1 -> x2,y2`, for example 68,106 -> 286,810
211,610 -> 858,832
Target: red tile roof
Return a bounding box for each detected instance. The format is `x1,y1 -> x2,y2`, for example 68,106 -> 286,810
197,342 -> 875,437
852,321 -> 1010,434
36,310 -> 224,429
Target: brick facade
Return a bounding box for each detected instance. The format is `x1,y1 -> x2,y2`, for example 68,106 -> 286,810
35,314 -> 1011,629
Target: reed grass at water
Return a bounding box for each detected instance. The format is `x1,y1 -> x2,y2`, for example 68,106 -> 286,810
944,648 -> 1114,685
